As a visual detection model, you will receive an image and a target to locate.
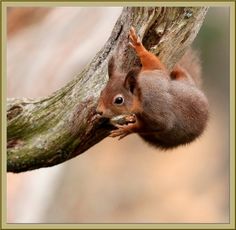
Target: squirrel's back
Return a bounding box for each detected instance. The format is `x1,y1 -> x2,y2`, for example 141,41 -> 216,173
136,50 -> 208,149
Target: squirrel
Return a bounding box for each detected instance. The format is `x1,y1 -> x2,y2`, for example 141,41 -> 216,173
96,27 -> 209,149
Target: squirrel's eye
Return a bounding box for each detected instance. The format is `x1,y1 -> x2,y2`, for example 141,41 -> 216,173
113,95 -> 124,105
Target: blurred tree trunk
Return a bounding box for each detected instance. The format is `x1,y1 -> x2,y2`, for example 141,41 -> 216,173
7,7 -> 208,173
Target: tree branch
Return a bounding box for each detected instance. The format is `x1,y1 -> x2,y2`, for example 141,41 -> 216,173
7,7 -> 208,173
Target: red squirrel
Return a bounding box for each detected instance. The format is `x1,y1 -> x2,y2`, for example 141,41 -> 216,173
96,27 -> 209,149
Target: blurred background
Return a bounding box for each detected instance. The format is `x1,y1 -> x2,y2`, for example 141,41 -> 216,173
7,7 -> 230,223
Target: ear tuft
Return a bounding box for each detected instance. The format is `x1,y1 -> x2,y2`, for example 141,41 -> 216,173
124,68 -> 140,94
108,56 -> 115,78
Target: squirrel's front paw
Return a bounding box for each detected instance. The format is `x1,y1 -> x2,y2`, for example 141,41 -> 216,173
109,123 -> 136,140
129,26 -> 141,48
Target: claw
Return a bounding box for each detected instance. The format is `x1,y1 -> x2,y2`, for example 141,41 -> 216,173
129,41 -> 135,49
118,133 -> 129,140
109,130 -> 121,138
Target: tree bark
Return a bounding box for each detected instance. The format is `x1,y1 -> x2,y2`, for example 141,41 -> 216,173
7,7 -> 208,173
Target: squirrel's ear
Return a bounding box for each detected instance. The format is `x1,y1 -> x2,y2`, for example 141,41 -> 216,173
124,68 -> 140,94
108,56 -> 115,78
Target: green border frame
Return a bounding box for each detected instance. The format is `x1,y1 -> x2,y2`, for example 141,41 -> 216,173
1,1 -> 235,229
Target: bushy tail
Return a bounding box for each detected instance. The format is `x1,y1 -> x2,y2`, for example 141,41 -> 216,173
178,48 -> 202,87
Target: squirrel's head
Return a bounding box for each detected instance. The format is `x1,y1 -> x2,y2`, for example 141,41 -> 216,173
96,57 -> 141,118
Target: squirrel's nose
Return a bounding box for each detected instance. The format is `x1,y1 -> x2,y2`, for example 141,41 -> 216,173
96,109 -> 103,116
